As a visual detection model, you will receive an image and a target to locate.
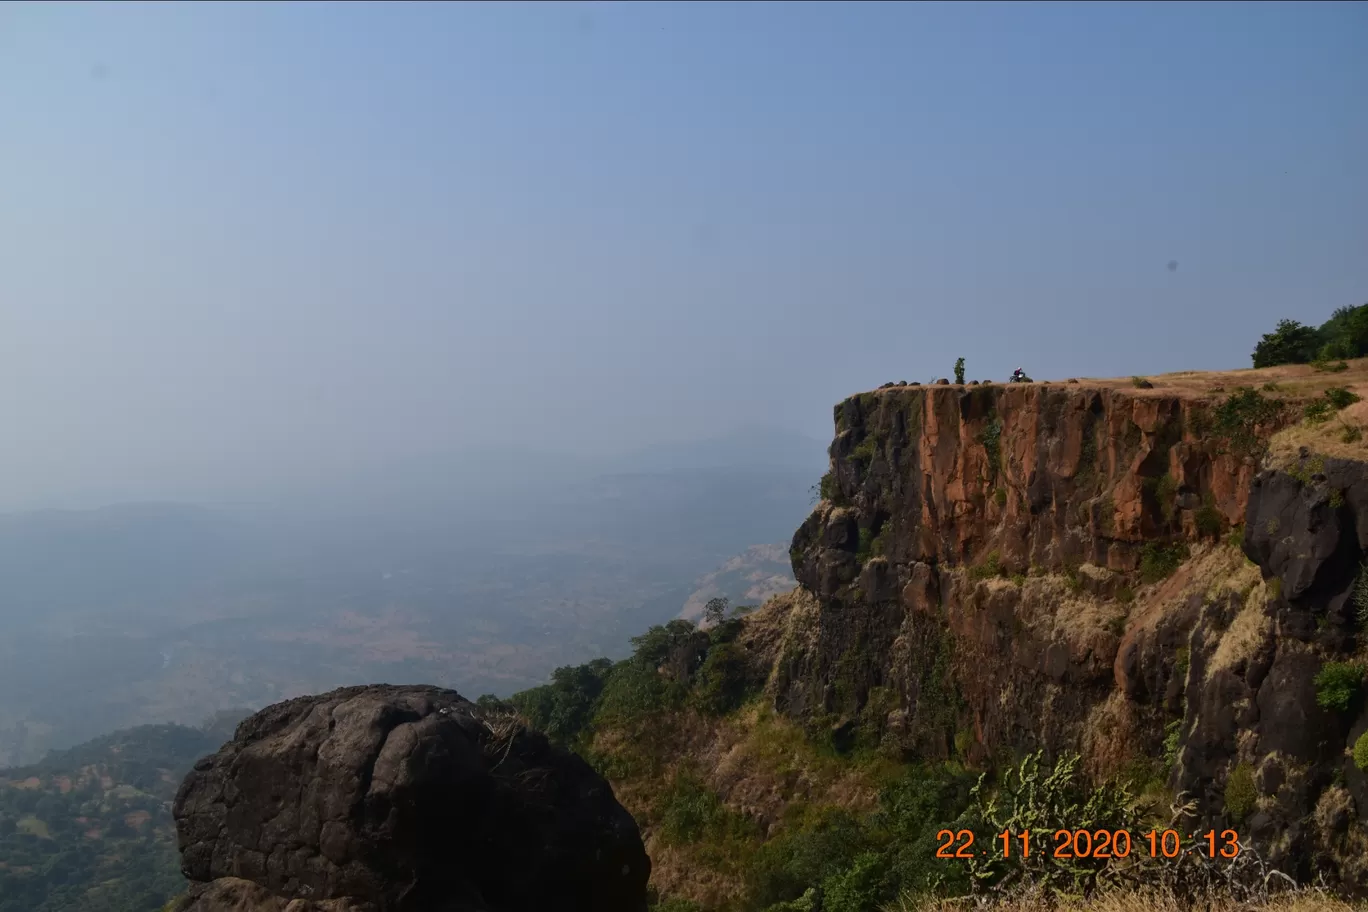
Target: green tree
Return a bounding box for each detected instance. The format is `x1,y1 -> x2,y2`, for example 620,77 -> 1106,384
703,597 -> 729,627
954,357 -> 966,384
1252,319 -> 1321,368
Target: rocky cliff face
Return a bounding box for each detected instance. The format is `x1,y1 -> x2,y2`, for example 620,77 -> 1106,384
172,684 -> 650,912
780,381 -> 1367,891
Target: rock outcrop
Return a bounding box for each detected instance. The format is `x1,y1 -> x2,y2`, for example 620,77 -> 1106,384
173,684 -> 649,912
778,381 -> 1368,892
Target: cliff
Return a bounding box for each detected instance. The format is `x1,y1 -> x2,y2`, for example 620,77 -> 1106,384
779,366 -> 1368,890
171,685 -> 649,912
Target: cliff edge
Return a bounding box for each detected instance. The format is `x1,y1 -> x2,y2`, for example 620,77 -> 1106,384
779,366 -> 1368,890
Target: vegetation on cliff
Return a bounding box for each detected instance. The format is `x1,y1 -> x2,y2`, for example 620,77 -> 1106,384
1252,304 -> 1368,369
0,724 -> 226,912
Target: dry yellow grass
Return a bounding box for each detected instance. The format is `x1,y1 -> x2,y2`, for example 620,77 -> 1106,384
1266,396 -> 1368,467
1070,357 -> 1368,403
891,887 -> 1366,912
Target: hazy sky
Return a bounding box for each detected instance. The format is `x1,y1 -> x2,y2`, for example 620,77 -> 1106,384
1,1 -> 1365,509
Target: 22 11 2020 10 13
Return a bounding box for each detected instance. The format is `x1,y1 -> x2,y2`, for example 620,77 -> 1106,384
936,828 -> 1243,860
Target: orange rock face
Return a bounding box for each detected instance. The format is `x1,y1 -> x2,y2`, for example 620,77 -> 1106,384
776,382 -> 1294,772
794,384 -> 1275,593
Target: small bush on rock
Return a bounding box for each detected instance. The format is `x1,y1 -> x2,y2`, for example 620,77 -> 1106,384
1223,762 -> 1258,822
1314,661 -> 1366,713
1354,732 -> 1368,773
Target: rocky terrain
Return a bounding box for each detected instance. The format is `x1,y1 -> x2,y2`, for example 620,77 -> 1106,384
171,684 -> 650,912
779,364 -> 1368,890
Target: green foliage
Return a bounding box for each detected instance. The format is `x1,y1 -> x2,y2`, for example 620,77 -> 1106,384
1353,562 -> 1368,631
993,487 -> 1007,507
1194,496 -> 1223,537
1314,358 -> 1351,373
852,435 -> 878,463
1252,305 -> 1368,367
509,658 -> 613,746
1314,661 -> 1367,713
1326,387 -> 1362,409
1162,718 -> 1183,772
967,550 -> 1003,582
1342,424 -> 1363,443
820,851 -> 889,912
954,357 -> 966,385
1131,376 -> 1149,388
704,596 -> 730,627
1253,319 -> 1322,367
747,808 -> 875,908
1211,387 -> 1282,456
962,751 -> 1142,894
656,770 -> 752,848
1174,646 -> 1190,678
1223,762 -> 1258,822
1353,731 -> 1368,773
818,471 -> 841,503
979,416 -> 1003,479
0,724 -> 222,912
692,642 -> 754,716
1304,399 -> 1335,424
650,898 -> 704,912
1138,542 -> 1189,584
1143,474 -> 1178,522
856,527 -> 875,564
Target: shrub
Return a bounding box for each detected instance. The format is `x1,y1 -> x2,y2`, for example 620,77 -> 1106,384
979,416 -> 1003,478
1354,731 -> 1368,773
1314,661 -> 1366,713
1305,399 -> 1335,424
1163,719 -> 1183,772
1194,498 -> 1223,537
1325,387 -> 1362,409
968,550 -> 1004,581
1342,424 -> 1363,443
1212,387 -> 1282,456
1354,562 -> 1368,630
954,357 -> 966,385
655,771 -> 745,847
852,436 -> 878,463
821,851 -> 891,912
962,751 -> 1142,894
692,642 -> 753,715
1139,542 -> 1189,584
1314,359 -> 1350,373
1224,762 -> 1258,822
1132,376 -> 1151,388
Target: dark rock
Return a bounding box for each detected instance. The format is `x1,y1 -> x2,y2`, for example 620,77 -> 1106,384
1243,471 -> 1344,600
173,684 -> 649,912
1135,379 -> 1154,389
936,378 -> 950,385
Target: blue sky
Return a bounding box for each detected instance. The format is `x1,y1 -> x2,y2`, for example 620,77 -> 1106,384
0,1 -> 1365,508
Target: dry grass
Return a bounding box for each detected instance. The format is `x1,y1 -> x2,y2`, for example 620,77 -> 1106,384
890,887 -> 1365,912
1073,358 -> 1368,402
1266,397 -> 1368,468
1207,578 -> 1273,681
866,359 -> 1368,402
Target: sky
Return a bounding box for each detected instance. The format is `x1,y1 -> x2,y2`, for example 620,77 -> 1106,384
0,1 -> 1365,510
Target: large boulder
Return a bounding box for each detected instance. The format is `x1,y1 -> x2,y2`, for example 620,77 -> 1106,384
173,684 -> 649,912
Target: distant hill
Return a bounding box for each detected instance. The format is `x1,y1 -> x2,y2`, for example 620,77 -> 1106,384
0,716 -> 242,912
